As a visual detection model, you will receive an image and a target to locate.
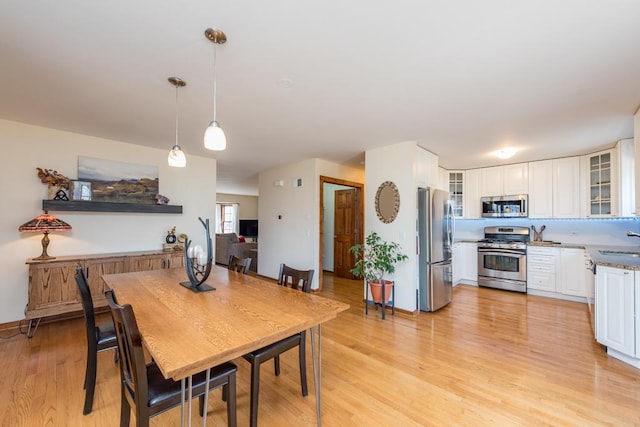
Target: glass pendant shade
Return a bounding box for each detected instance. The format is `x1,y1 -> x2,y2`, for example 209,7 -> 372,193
168,144 -> 186,167
204,121 -> 227,150
204,28 -> 227,151
167,77 -> 187,167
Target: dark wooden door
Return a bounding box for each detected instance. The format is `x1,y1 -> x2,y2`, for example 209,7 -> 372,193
334,188 -> 358,278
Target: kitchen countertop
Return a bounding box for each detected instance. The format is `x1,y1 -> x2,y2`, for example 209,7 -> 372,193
528,242 -> 640,270
583,245 -> 640,271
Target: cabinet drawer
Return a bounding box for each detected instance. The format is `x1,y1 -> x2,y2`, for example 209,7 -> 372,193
528,262 -> 555,274
528,254 -> 556,265
528,272 -> 556,291
528,247 -> 552,255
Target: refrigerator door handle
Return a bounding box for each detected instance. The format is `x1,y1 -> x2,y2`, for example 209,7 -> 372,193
450,203 -> 455,247
445,201 -> 454,253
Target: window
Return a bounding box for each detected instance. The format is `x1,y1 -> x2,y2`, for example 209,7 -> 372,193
215,203 -> 238,234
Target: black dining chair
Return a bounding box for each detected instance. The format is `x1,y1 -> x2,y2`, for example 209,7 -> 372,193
227,255 -> 252,274
242,263 -> 314,427
74,265 -> 118,415
105,290 -> 238,427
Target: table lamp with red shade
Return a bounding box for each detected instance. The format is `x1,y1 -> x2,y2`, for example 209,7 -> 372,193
18,211 -> 72,260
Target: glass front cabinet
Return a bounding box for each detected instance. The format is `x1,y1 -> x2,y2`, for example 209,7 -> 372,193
585,149 -> 617,217
448,171 -> 464,217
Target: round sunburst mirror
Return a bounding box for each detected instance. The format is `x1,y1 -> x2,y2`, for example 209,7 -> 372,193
375,181 -> 400,224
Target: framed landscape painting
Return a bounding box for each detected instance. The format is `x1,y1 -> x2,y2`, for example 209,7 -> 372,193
78,156 -> 159,204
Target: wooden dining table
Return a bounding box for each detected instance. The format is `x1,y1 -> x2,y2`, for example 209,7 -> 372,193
102,265 -> 349,426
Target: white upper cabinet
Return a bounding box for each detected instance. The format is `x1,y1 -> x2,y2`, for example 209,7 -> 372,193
528,160 -> 553,218
415,147 -> 439,188
438,167 -> 450,192
481,166 -> 504,196
448,171 -> 464,217
465,168 -> 482,218
582,140 -> 634,218
480,163 -> 528,197
552,157 -> 581,218
618,138 -> 635,217
583,148 -> 618,217
437,138 -> 632,220
503,163 -> 529,195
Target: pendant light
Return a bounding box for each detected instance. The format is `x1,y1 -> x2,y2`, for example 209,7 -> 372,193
167,77 -> 187,167
203,28 -> 227,151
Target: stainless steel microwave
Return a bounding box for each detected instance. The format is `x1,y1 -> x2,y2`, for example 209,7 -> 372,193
481,195 -> 528,218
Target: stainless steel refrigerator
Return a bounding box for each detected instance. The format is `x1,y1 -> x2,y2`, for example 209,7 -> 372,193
418,187 -> 454,312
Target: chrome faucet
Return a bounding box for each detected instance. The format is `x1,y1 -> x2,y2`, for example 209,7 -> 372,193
626,231 -> 640,238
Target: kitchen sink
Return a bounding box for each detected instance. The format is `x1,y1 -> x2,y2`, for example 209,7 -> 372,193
599,250 -> 640,257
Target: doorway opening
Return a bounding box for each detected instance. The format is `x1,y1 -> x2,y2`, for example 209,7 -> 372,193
318,176 -> 364,291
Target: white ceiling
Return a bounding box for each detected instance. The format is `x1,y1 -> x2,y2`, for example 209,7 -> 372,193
2,1 -> 640,196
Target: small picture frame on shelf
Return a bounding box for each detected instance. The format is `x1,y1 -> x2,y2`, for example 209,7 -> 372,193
70,180 -> 92,201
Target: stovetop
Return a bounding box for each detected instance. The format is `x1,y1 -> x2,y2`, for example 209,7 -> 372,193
479,225 -> 530,249
477,238 -> 525,244
477,238 -> 528,250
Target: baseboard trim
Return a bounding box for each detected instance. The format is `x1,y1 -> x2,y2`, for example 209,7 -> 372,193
0,319 -> 23,334
0,309 -> 97,336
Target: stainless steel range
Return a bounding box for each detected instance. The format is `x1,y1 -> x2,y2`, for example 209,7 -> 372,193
477,226 -> 529,293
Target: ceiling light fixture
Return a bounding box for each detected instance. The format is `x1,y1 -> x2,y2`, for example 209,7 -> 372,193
203,28 -> 227,151
168,77 -> 187,167
494,147 -> 517,159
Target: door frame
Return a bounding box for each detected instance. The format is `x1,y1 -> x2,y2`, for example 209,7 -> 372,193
318,175 -> 364,291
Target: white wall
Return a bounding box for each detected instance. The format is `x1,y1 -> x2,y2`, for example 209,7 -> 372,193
322,183 -> 352,272
365,141 -> 419,311
258,158 -> 364,288
0,119 -> 217,323
216,193 -> 259,219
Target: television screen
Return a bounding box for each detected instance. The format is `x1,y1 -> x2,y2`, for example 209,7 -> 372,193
239,219 -> 258,237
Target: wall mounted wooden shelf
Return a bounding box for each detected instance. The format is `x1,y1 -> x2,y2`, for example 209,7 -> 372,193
42,200 -> 183,214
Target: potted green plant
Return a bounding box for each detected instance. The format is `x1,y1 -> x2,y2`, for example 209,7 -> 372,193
349,231 -> 409,304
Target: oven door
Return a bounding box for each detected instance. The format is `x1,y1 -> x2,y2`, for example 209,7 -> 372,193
477,248 -> 526,282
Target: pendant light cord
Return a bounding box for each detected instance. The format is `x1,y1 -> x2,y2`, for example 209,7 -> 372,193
212,40 -> 218,123
175,84 -> 179,146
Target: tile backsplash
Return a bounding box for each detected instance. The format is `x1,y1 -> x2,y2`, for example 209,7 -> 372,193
454,217 -> 640,247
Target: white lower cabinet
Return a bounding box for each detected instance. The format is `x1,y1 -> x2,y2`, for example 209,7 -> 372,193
452,243 -> 462,285
452,242 -> 477,285
595,266 -> 639,366
636,271 -> 640,358
527,246 -> 587,299
527,247 -> 558,292
558,248 -> 588,297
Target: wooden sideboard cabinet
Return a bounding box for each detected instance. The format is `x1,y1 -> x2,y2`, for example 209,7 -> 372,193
25,250 -> 184,337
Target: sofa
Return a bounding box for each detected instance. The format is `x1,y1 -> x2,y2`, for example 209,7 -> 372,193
215,233 -> 258,271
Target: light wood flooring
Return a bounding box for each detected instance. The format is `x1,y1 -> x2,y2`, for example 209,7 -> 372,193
1,275 -> 639,426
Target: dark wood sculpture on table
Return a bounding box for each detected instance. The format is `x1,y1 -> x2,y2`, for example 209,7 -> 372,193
180,217 -> 214,292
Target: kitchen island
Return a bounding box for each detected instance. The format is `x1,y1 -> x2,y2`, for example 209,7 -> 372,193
581,245 -> 640,369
